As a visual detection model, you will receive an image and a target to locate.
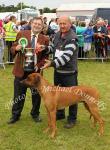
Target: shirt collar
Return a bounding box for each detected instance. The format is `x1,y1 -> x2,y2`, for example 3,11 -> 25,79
59,29 -> 72,40
31,31 -> 39,38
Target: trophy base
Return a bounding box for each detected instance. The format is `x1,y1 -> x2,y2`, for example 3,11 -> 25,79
24,68 -> 35,72
24,64 -> 35,72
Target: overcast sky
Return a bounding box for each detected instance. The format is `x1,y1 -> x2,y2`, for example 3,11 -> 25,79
1,0 -> 110,8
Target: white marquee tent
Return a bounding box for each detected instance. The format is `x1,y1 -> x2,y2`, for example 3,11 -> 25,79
57,3 -> 110,17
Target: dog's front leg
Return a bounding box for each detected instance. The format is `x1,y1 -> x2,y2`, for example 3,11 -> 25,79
43,109 -> 51,134
49,110 -> 57,138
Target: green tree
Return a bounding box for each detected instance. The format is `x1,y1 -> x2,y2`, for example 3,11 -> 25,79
51,9 -> 56,13
16,2 -> 29,9
43,7 -> 51,13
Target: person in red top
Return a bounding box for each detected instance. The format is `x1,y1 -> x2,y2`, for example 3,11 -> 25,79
0,20 -> 5,67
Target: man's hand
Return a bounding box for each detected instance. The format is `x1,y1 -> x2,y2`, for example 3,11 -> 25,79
16,45 -> 22,51
41,59 -> 52,70
108,35 -> 110,38
36,44 -> 46,53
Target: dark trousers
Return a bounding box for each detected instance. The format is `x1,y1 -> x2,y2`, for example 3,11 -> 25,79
78,47 -> 84,58
95,42 -> 103,58
54,71 -> 78,123
95,41 -> 107,58
12,72 -> 41,119
6,41 -> 14,62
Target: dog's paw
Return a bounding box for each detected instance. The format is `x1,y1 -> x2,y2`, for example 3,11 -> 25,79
98,131 -> 104,136
50,132 -> 56,139
50,134 -> 55,139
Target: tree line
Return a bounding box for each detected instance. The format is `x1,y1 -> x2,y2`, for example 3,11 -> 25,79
0,3 -> 56,13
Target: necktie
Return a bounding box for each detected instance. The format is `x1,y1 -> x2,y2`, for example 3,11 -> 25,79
31,35 -> 36,49
31,35 -> 37,69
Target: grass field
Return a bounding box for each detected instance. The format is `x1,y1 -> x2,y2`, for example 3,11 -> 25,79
0,61 -> 110,150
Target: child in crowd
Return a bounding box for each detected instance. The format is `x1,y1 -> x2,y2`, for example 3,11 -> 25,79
83,23 -> 94,57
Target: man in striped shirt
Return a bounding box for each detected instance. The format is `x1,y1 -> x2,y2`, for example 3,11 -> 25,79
42,16 -> 78,129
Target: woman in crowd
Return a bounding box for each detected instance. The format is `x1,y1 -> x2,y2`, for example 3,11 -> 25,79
76,21 -> 86,58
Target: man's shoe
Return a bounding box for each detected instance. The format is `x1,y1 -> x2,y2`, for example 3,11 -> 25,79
33,116 -> 42,123
64,121 -> 76,129
7,117 -> 19,124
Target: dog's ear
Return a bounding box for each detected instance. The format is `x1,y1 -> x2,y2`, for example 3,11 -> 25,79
34,75 -> 40,86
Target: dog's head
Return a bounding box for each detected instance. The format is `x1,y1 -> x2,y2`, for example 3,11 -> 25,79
20,73 -> 41,88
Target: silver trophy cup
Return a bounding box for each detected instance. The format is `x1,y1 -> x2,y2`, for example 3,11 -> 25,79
24,48 -> 35,72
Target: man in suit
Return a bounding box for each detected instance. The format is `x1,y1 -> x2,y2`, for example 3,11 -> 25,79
8,17 -> 49,124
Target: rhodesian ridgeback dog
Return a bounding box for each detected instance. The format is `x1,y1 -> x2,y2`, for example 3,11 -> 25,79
21,73 -> 104,138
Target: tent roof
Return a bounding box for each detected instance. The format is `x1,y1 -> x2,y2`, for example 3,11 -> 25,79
57,3 -> 110,11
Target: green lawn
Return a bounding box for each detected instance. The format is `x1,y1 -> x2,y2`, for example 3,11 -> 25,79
0,61 -> 110,150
